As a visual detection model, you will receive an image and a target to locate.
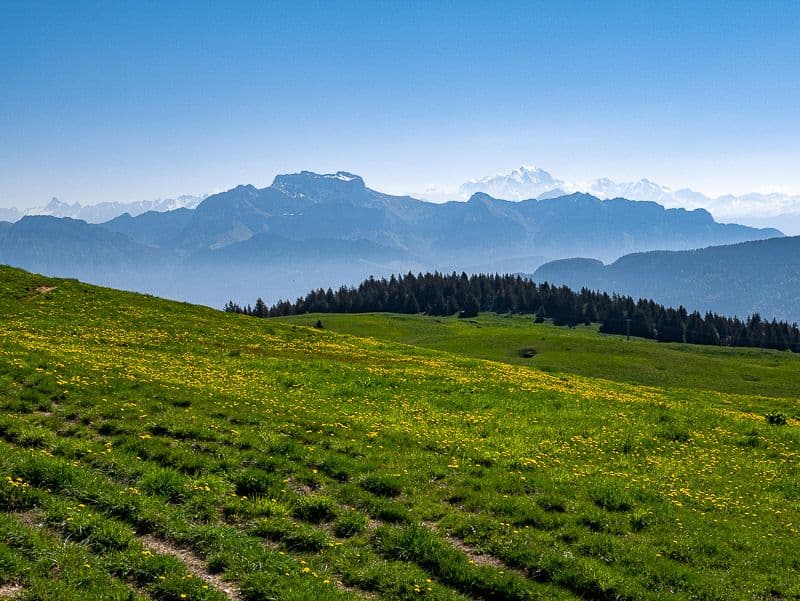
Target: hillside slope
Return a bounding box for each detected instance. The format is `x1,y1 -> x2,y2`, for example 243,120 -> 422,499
533,236 -> 800,322
0,266 -> 798,600
275,312 -> 800,399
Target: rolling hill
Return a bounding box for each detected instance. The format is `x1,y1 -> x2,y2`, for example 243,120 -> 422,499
275,312 -> 800,399
533,236 -> 800,322
0,265 -> 798,600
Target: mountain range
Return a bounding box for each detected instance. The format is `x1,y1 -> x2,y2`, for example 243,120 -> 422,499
0,194 -> 206,224
0,170 -> 785,311
445,165 -> 800,234
5,165 -> 799,235
533,236 -> 800,322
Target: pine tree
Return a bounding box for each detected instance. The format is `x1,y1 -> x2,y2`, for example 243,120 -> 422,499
253,298 -> 267,318
460,293 -> 480,318
403,293 -> 421,314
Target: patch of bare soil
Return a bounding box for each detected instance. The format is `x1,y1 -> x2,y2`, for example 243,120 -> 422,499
422,520 -> 521,572
139,535 -> 243,601
14,511 -> 41,528
0,583 -> 24,600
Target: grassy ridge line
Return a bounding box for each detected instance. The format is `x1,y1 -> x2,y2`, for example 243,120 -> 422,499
1,266 -> 800,600
276,312 -> 800,399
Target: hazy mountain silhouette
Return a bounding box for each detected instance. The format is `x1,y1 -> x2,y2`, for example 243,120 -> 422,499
0,171 -> 783,308
533,236 -> 800,321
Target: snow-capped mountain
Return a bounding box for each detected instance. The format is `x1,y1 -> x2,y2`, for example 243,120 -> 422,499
0,207 -> 20,222
587,178 -> 675,204
0,194 -> 207,224
444,165 -> 800,234
458,166 -> 565,201
586,180 -> 800,232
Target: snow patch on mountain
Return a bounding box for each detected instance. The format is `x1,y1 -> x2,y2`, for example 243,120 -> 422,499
459,165 -> 565,201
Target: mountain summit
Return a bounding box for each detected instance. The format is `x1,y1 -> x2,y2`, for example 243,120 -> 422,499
459,166 -> 564,200
272,171 -> 366,200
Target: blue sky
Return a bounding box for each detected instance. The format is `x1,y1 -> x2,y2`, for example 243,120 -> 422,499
2,0 -> 799,207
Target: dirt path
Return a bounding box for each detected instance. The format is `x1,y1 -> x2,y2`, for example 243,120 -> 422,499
140,535 -> 243,601
421,519 -> 529,574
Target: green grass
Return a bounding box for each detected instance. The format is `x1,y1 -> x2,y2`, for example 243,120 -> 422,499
277,312 -> 800,399
0,265 -> 799,600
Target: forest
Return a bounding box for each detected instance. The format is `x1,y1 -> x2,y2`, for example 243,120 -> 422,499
226,272 -> 800,351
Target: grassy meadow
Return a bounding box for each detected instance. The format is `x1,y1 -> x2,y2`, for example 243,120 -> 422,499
0,265 -> 799,600
276,312 -> 800,400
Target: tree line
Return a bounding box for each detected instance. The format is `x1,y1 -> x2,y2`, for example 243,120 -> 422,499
224,272 -> 800,352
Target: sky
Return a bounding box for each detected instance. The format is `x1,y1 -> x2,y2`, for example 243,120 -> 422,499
2,0 -> 800,208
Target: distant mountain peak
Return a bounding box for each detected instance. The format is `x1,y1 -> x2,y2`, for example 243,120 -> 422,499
467,192 -> 496,203
45,197 -> 75,210
536,188 -> 568,200
273,170 -> 365,190
270,171 -> 368,204
6,194 -> 206,224
460,165 -> 564,201
440,165 -> 800,233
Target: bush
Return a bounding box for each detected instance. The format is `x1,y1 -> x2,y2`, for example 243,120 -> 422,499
373,523 -> 534,601
630,508 -> 652,532
85,519 -> 135,553
312,456 -> 351,482
765,412 -> 788,426
0,476 -> 36,511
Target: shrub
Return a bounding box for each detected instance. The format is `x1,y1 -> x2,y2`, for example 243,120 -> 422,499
312,456 -> 351,482
85,519 -> 135,553
13,454 -> 75,491
630,508 -> 652,532
765,412 -> 788,426
0,476 -> 36,511
373,524 -> 534,601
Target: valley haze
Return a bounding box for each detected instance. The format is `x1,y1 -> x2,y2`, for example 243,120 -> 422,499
0,169 -> 791,321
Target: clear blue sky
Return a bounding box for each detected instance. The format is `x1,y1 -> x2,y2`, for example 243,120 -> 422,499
2,0 -> 799,206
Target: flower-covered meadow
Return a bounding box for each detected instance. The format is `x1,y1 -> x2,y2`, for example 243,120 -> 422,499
0,266 -> 798,600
